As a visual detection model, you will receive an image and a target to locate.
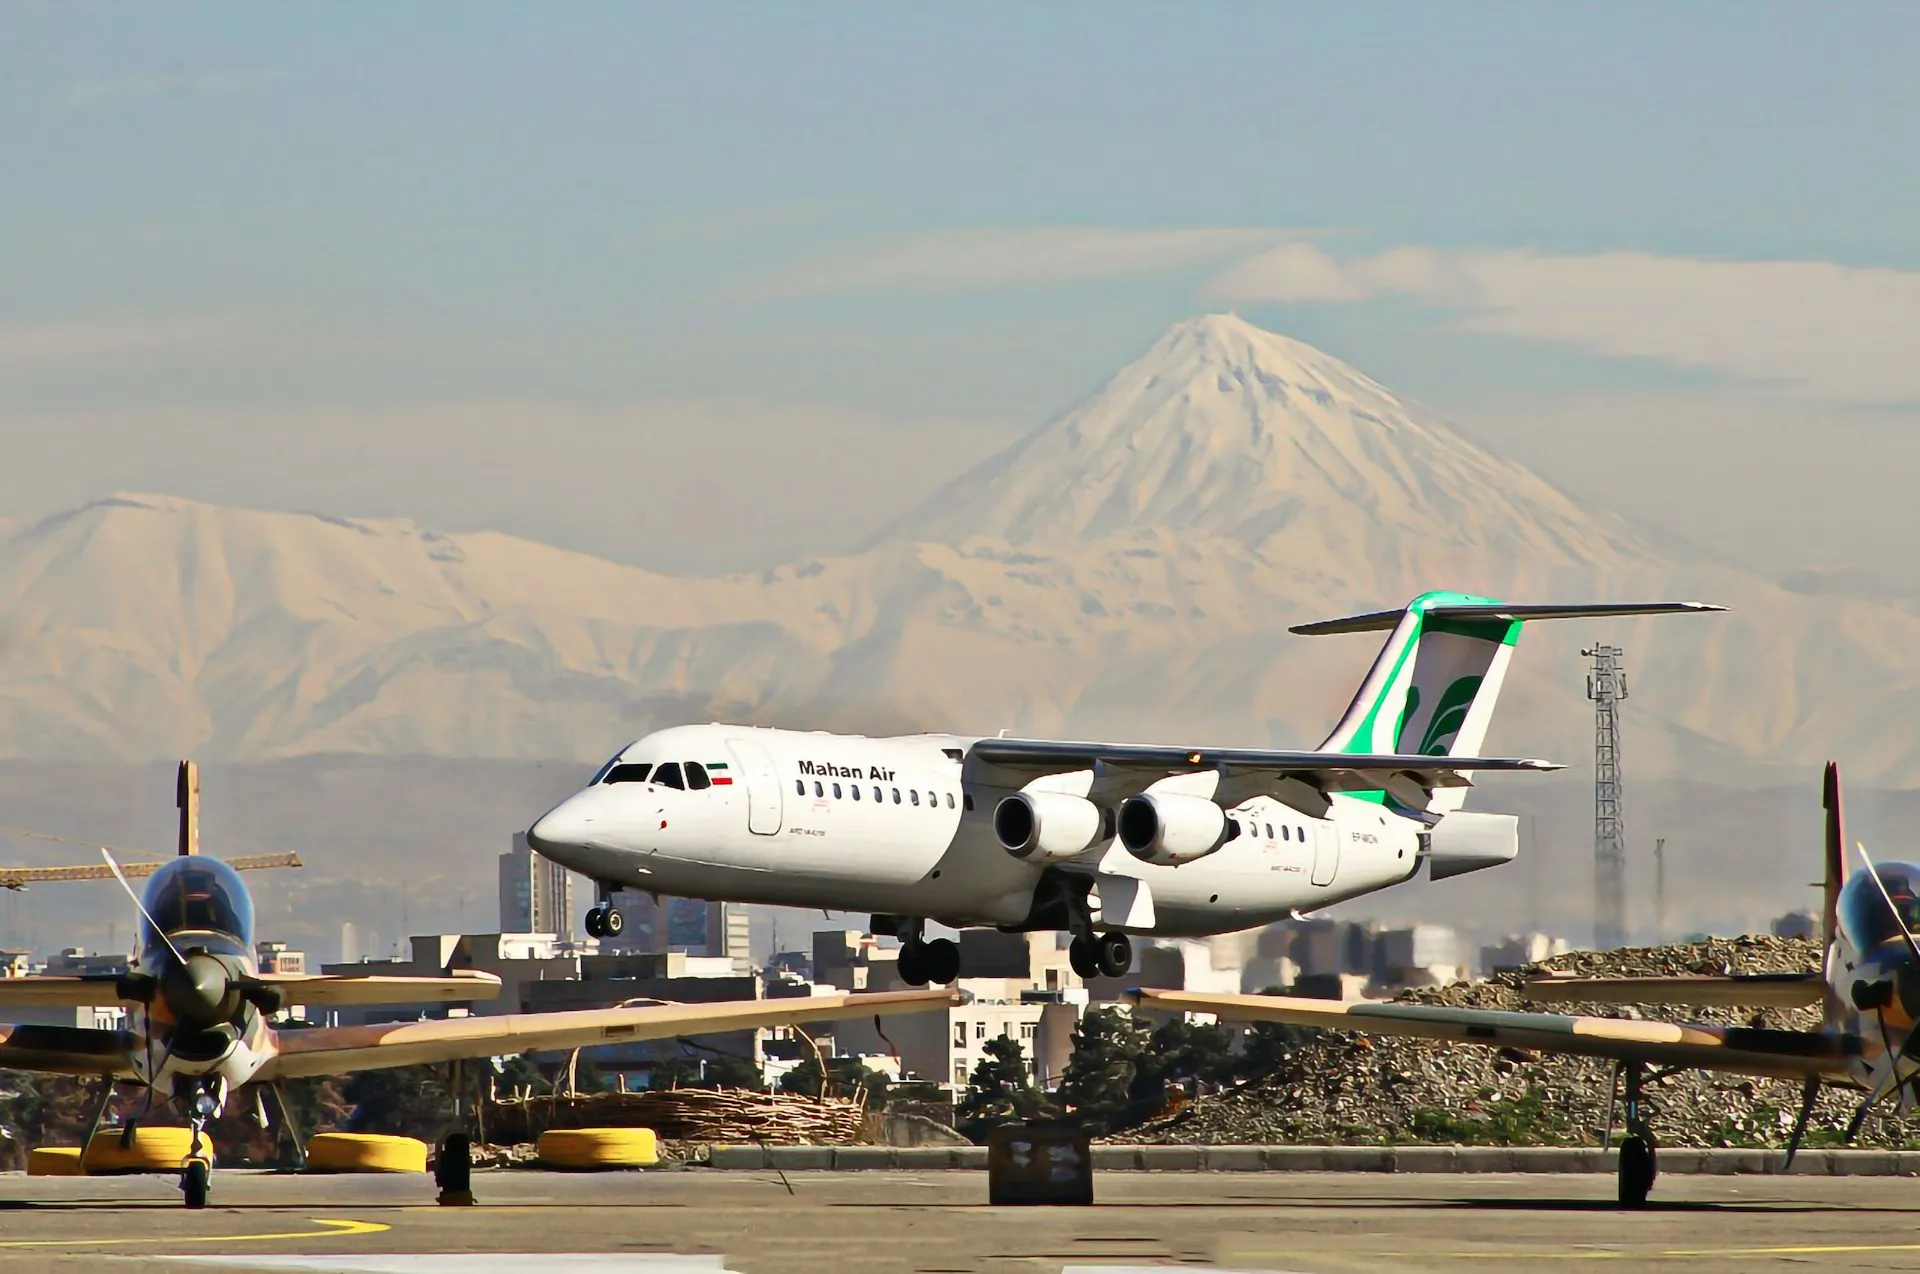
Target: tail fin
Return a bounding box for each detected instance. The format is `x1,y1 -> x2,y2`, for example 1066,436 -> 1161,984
1822,760 -> 1846,951
1300,593 -> 1724,816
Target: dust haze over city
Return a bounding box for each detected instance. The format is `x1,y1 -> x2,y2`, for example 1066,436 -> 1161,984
4,4 -> 1919,974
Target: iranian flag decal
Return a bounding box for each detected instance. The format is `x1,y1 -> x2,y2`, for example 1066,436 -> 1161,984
709,761 -> 734,786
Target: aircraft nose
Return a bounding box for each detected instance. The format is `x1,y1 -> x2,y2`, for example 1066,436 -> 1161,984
527,794 -> 597,856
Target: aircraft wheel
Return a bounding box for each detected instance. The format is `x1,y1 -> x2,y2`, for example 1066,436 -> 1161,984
897,941 -> 930,987
181,1158 -> 210,1209
1617,1135 -> 1655,1208
1067,936 -> 1099,979
1094,933 -> 1132,979
584,908 -> 605,938
922,937 -> 961,985
601,906 -> 625,937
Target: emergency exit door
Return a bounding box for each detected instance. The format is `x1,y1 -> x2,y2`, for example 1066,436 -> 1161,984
726,738 -> 784,835
1311,821 -> 1341,887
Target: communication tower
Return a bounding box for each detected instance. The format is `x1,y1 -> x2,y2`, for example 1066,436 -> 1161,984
1585,644 -> 1628,949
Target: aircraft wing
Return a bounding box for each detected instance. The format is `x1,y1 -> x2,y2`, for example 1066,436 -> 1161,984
967,739 -> 1560,792
257,988 -> 959,1080
1124,989 -> 1845,1083
1522,972 -> 1827,1009
259,970 -> 503,1006
0,1023 -> 131,1077
0,970 -> 502,1009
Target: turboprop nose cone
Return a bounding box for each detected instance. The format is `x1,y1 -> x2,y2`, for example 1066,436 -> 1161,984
164,953 -> 231,1026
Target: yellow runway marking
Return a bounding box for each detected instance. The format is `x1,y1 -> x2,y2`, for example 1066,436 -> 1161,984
0,1218 -> 389,1249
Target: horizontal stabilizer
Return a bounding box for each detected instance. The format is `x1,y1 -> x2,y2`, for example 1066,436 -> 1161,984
1292,601 -> 1727,636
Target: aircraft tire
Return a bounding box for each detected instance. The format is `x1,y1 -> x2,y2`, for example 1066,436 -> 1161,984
538,1127 -> 660,1170
1067,936 -> 1099,979
923,937 -> 961,985
584,908 -> 606,938
181,1158 -> 210,1209
305,1133 -> 430,1174
602,906 -> 625,937
898,941 -> 929,987
1617,1135 -> 1655,1208
1094,933 -> 1132,979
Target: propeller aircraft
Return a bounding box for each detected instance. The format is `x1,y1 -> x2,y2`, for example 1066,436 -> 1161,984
0,763 -> 957,1207
1127,761 -> 1911,1207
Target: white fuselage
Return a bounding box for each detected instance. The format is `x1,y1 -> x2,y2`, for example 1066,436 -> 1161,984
527,724 -> 1426,936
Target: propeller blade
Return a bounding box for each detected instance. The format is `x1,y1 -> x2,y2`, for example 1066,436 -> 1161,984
1782,1075 -> 1821,1169
99,849 -> 186,966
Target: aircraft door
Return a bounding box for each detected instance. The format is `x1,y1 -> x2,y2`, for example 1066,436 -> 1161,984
726,739 -> 784,836
1311,820 -> 1340,887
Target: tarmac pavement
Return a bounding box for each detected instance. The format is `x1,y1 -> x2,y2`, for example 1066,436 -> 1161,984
1,1169 -> 1919,1272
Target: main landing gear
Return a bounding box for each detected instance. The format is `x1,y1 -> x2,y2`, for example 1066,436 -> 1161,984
897,932 -> 961,987
1068,932 -> 1132,979
1607,1058 -> 1659,1208
584,883 -> 625,940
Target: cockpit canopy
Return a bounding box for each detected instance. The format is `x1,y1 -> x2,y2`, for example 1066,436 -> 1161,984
1837,862 -> 1920,953
140,856 -> 254,957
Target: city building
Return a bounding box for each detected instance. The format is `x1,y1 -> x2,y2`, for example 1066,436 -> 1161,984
1480,932 -> 1573,973
499,832 -> 579,942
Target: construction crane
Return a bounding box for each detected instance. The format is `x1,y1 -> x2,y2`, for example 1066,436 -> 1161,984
0,760 -> 304,890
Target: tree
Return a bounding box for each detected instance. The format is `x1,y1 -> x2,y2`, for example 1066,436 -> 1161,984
954,1035 -> 1055,1143
779,1056 -> 891,1110
1056,1007 -> 1151,1135
648,1051 -> 763,1091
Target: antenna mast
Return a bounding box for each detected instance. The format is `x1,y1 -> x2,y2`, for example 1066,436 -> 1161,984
1585,644 -> 1628,949
1654,836 -> 1667,941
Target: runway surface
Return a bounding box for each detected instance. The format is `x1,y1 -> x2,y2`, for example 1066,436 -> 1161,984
2,1169 -> 1919,1272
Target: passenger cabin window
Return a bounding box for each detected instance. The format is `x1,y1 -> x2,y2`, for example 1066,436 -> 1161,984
832,782 -> 843,799
795,779 -> 804,795
813,781 -> 824,798
653,762 -> 684,790
872,786 -> 882,802
686,762 -> 711,791
851,784 -> 861,801
892,788 -> 901,804
1267,823 -> 1276,840
945,793 -> 955,809
604,763 -> 652,784
911,790 -> 920,807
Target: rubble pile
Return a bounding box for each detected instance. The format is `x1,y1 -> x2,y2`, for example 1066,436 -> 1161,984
483,1087 -> 868,1146
1131,936 -> 1920,1149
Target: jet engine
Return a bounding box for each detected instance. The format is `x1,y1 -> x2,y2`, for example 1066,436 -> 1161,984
1118,793 -> 1229,867
994,792 -> 1108,863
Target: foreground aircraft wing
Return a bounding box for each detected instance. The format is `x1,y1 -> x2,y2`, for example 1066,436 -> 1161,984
968,739 -> 1559,793
0,1023 -> 131,1076
258,987 -> 959,1080
258,970 -> 503,1006
0,969 -> 503,1009
1522,972 -> 1827,1009
1124,989 -> 1845,1084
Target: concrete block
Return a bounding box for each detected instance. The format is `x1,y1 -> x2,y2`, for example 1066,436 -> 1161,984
1510,1148 -> 1596,1174
1134,1146 -> 1203,1172
1653,1149 -> 1704,1175
1831,1151 -> 1898,1176
1200,1146 -> 1267,1173
948,1146 -> 988,1169
1090,1146 -> 1141,1171
1261,1147 -> 1329,1172
1388,1146 -> 1457,1173
1454,1148 -> 1516,1174
1701,1149 -> 1766,1175
767,1146 -> 834,1171
831,1147 -> 896,1170
890,1147 -> 955,1169
1319,1146 -> 1392,1172
1894,1151 -> 1920,1177
706,1145 -> 767,1170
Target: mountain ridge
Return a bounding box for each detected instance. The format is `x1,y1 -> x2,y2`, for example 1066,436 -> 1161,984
3,318 -> 1919,785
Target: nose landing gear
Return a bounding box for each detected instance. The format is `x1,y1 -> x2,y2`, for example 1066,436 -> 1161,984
583,883 -> 625,940
180,1079 -> 224,1209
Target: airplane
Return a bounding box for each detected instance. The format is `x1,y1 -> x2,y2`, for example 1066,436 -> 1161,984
0,762 -> 957,1207
527,592 -> 1721,987
1124,760 -> 1907,1208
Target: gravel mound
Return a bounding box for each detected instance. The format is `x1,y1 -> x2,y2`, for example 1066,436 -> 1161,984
1129,936 -> 1920,1149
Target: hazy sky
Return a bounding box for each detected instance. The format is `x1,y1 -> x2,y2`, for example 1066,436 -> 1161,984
5,3 -> 1918,583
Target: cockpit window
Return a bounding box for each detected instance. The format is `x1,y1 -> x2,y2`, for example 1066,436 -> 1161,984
141,857 -> 254,953
653,762 -> 685,790
1838,864 -> 1920,952
686,762 -> 711,791
604,763 -> 652,784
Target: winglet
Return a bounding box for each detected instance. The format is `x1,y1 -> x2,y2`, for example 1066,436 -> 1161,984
177,759 -> 199,857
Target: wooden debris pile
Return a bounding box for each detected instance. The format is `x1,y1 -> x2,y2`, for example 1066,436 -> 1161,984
483,1086 -> 868,1146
